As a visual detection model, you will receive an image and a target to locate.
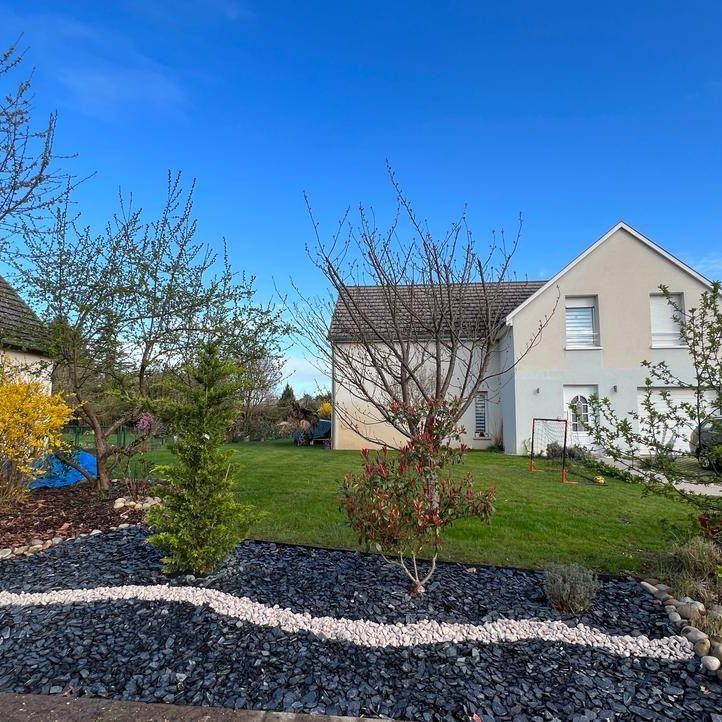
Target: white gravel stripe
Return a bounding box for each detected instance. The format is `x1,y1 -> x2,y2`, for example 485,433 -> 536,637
0,584 -> 693,661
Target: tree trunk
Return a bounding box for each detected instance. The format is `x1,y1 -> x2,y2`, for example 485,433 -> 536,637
94,440 -> 111,492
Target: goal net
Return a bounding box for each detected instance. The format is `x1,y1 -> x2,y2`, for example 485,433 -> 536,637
529,418 -> 570,482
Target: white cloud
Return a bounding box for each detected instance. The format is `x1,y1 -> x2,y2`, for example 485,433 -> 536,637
5,10 -> 187,117
281,355 -> 330,395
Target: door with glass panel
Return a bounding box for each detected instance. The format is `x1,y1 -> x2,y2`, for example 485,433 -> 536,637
563,385 -> 597,447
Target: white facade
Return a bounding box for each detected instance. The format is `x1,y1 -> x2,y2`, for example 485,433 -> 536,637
332,222 -> 712,454
0,348 -> 53,392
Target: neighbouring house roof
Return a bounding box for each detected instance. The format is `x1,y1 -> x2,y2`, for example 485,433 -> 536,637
0,274 -> 49,356
329,280 -> 547,343
505,221 -> 713,324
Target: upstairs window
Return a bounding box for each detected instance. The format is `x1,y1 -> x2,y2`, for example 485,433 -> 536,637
474,391 -> 488,438
650,293 -> 684,347
565,296 -> 599,347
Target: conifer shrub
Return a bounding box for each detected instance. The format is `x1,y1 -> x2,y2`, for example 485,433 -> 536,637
147,342 -> 261,576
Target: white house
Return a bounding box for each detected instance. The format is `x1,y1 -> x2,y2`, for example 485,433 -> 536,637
0,274 -> 52,388
329,222 -> 712,454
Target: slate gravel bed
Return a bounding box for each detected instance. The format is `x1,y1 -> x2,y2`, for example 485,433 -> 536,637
0,529 -> 721,721
0,528 -> 674,636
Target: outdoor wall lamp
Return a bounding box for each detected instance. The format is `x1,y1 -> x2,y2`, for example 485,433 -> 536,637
611,385 -> 618,392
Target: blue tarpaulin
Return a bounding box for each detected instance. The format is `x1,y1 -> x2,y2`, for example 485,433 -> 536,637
29,451 -> 98,489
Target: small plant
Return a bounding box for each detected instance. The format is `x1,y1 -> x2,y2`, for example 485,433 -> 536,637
147,342 -> 261,576
700,609 -> 722,640
342,399 -> 495,595
544,441 -> 564,458
544,442 -> 589,462
672,536 -> 722,579
644,535 -> 722,607
544,563 -> 599,614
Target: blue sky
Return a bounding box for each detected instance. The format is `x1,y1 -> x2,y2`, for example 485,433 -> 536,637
3,1 -> 722,391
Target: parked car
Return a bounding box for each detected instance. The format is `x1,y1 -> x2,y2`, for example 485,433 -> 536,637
690,418 -> 722,472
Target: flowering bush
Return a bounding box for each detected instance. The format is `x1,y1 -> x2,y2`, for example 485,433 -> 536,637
135,411 -> 156,435
341,399 -> 495,594
317,401 -> 333,418
0,362 -> 73,508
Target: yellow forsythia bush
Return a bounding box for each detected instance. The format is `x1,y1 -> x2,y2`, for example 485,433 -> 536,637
0,367 -> 72,507
317,401 -> 333,418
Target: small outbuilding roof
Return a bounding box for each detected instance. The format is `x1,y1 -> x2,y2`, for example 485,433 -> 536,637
0,274 -> 49,356
329,280 -> 547,343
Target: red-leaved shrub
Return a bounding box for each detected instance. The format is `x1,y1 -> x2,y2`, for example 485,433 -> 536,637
341,399 -> 495,594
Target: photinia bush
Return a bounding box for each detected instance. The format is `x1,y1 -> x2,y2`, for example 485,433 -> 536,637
341,399 -> 495,594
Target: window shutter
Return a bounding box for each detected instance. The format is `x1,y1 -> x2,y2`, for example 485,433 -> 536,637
650,294 -> 683,346
565,297 -> 597,346
474,392 -> 487,437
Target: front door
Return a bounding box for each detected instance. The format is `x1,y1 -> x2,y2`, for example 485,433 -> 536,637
563,385 -> 597,448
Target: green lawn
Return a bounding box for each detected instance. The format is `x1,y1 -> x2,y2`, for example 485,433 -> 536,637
144,439 -> 693,574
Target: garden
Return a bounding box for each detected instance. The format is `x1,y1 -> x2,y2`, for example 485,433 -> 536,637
1,43 -> 722,721
2,356 -> 722,720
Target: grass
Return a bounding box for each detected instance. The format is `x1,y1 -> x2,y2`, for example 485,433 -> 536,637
143,439 -> 696,574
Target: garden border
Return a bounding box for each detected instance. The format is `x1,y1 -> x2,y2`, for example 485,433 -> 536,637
640,579 -> 722,679
0,523 -> 140,560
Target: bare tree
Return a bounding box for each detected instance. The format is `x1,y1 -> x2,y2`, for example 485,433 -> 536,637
285,166 -> 556,447
0,42 -> 75,243
235,354 -> 285,438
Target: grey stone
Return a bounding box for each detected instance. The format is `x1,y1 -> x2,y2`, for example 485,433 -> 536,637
677,603 -> 701,621
686,628 -> 708,643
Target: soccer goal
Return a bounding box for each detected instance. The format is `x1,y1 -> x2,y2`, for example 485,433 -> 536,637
529,417 -> 570,483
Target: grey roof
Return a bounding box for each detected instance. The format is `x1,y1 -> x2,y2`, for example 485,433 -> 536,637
329,280 -> 548,343
0,274 -> 49,355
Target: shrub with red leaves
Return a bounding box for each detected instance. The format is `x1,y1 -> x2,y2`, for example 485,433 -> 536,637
341,399 -> 495,594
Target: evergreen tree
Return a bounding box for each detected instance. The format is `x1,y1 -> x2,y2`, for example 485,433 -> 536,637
278,383 -> 296,407
147,342 -> 260,575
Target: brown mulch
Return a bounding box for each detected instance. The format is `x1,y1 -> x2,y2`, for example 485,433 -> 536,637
0,481 -> 149,550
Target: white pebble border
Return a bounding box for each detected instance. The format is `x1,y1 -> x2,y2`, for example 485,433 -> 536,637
0,584 -> 693,661
639,580 -> 722,681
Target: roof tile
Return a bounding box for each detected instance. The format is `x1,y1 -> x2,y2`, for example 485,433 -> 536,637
329,280 -> 547,342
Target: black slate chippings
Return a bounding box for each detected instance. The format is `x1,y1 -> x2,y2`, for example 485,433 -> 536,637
0,528 -> 720,721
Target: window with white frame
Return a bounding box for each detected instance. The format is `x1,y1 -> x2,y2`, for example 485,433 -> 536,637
650,293 -> 684,347
565,296 -> 599,347
569,395 -> 590,432
474,391 -> 488,438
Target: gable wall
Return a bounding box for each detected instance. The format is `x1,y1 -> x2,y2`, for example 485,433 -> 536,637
506,227 -> 709,453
